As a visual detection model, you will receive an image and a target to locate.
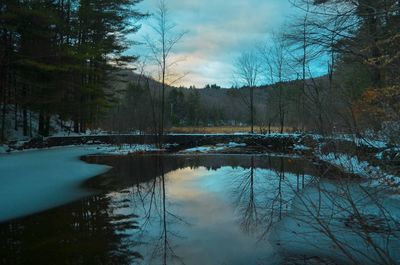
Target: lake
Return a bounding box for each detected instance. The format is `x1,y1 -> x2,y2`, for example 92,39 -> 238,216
0,154 -> 398,265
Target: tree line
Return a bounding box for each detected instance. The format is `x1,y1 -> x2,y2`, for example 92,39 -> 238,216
109,0 -> 400,143
105,82 -> 228,133
1,0 -> 399,143
232,0 -> 400,140
0,0 -> 145,141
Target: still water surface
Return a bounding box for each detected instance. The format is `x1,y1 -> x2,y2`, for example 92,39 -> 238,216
0,154 -> 318,265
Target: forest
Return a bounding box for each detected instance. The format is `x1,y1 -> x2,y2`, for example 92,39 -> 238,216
1,0 -> 400,144
1,1 -> 400,265
0,0 -> 145,139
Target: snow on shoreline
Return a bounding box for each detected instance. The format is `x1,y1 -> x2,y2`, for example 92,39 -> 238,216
0,146 -> 112,222
318,152 -> 400,190
0,143 -> 160,155
292,144 -> 311,151
94,144 -> 158,155
318,153 -> 371,176
0,144 -> 8,154
182,142 -> 246,153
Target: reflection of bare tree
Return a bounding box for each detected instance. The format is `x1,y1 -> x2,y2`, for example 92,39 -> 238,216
123,157 -> 187,265
231,155 -> 313,240
262,157 -> 287,235
275,170 -> 400,265
233,156 -> 259,234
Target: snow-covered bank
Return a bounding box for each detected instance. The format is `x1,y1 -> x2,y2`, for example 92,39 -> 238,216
94,144 -> 158,155
0,147 -> 112,222
326,134 -> 389,149
181,142 -> 246,153
318,152 -> 400,190
0,144 -> 8,154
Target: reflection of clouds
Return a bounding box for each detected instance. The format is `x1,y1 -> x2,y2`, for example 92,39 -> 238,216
131,0 -> 296,87
109,164 -> 280,264
166,167 -> 210,198
105,158 -> 316,264
228,159 -> 314,238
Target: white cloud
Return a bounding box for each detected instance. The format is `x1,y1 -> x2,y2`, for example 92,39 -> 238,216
129,0 -> 302,87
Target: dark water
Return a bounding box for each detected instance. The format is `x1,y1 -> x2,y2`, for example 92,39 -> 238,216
0,154 -> 319,265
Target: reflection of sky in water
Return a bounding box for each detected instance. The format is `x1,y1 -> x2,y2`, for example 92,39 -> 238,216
2,154 -> 397,265
109,165 -> 313,265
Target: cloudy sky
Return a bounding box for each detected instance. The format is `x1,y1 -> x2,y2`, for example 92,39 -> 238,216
129,0 -> 322,88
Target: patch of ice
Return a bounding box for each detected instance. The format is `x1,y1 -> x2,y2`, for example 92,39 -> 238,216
183,146 -> 225,153
183,142 -> 247,153
228,142 -> 246,147
376,147 -> 400,161
355,138 -> 388,149
318,152 -> 400,190
216,142 -> 247,148
266,133 -> 303,138
327,134 -> 388,149
0,145 -> 9,154
164,143 -> 179,148
319,153 -> 370,176
233,132 -> 248,135
0,147 -> 111,222
168,133 -> 303,138
376,151 -> 384,160
293,144 -> 311,151
168,133 -> 231,136
94,144 -> 158,155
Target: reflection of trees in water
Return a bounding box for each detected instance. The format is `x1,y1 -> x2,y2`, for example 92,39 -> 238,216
280,179 -> 400,265
122,157 -> 186,265
231,156 -> 311,238
4,154 -> 317,265
232,156 -> 259,234
265,156 -> 307,230
0,194 -> 140,265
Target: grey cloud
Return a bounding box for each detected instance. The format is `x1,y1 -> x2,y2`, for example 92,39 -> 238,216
132,0 -> 298,87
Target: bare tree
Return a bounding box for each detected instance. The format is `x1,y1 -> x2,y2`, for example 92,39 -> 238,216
259,32 -> 293,133
145,0 -> 186,146
284,1 -> 327,131
234,50 -> 261,134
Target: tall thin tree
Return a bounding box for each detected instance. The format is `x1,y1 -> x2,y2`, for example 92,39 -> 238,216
146,0 -> 185,146
234,50 -> 261,134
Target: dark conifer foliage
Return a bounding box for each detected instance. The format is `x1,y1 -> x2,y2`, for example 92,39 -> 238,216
0,0 -> 145,139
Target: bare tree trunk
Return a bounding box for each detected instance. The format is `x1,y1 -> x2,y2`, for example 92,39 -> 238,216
45,114 -> 50,136
278,84 -> 285,134
22,108 -> 27,136
13,80 -> 17,131
38,111 -> 45,136
250,86 -> 254,134
1,89 -> 6,142
146,77 -> 159,145
234,50 -> 260,133
74,116 -> 79,133
301,17 -> 307,132
22,85 -> 28,136
160,67 -> 165,147
146,0 -> 185,147
29,111 -> 33,137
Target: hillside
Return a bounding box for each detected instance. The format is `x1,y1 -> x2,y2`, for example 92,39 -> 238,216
108,69 -> 282,128
106,69 -> 330,133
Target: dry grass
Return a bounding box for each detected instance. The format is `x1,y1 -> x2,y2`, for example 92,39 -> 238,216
167,126 -> 294,134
